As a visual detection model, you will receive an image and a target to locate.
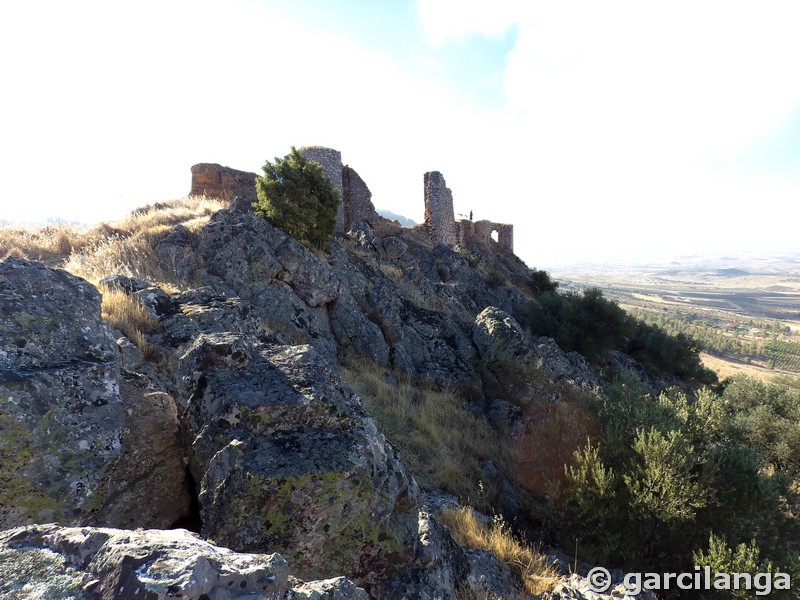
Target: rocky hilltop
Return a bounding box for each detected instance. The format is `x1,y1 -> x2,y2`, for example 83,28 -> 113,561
0,154 -> 653,599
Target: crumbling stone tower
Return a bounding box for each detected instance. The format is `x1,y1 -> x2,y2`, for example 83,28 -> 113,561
189,147 -> 378,234
423,171 -> 457,246
342,166 -> 377,227
298,146 -> 345,234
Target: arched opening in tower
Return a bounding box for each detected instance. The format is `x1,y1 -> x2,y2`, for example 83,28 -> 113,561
491,230 -> 499,243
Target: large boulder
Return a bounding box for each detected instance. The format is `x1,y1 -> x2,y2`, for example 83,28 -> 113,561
0,257 -> 118,370
328,289 -> 390,366
196,203 -> 339,309
177,333 -> 420,584
372,507 -> 469,599
0,258 -> 190,530
330,246 -> 481,389
0,523 -> 367,599
192,203 -> 340,363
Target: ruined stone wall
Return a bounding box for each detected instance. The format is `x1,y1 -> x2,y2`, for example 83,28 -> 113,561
456,219 -> 514,253
190,163 -> 258,202
190,153 -> 515,255
423,171 -> 457,246
190,148 -> 378,234
298,146 -> 345,234
495,224 -> 514,252
342,165 -> 378,228
455,220 -> 473,246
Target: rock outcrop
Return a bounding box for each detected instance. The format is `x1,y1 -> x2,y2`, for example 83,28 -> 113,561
0,258 -> 190,531
0,189 -> 645,598
473,306 -> 600,405
164,198 -> 528,389
177,333 -> 420,583
0,524 -> 367,599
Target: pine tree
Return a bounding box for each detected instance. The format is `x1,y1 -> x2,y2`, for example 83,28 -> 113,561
253,147 -> 340,251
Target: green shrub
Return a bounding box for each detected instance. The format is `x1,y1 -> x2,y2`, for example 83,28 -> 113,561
545,374 -> 800,575
554,440 -> 623,563
526,288 -> 631,363
253,147 -> 340,251
526,287 -> 716,382
528,268 -> 558,296
693,535 -> 792,599
624,427 -> 709,524
457,247 -> 479,267
721,376 -> 800,475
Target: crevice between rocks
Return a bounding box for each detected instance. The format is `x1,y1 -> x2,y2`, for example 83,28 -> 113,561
170,467 -> 202,534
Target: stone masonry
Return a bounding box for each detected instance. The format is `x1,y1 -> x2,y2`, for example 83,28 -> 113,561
189,149 -> 514,254
424,172 -> 514,253
298,146 -> 345,234
189,149 -> 376,234
190,163 -> 258,202
456,219 -> 514,253
342,165 -> 378,226
423,171 -> 457,246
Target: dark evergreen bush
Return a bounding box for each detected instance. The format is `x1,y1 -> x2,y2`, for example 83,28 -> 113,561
253,147 -> 340,251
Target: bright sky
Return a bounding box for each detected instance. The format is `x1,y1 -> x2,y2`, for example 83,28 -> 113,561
1,0 -> 799,267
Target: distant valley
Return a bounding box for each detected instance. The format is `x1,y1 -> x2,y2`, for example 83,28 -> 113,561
554,251 -> 800,380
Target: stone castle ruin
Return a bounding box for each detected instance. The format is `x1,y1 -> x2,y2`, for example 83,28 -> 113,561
190,146 -> 513,253
423,171 -> 514,253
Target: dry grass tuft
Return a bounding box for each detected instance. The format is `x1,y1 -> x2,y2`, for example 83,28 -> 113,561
378,262 -> 404,281
341,357 -> 508,509
455,584 -> 509,600
67,228 -> 176,290
441,506 -> 558,596
116,196 -> 225,234
100,285 -> 160,358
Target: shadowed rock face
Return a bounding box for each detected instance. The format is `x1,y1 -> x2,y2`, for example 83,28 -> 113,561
178,333 -> 421,582
473,306 -> 600,405
0,256 -> 479,597
0,258 -> 190,531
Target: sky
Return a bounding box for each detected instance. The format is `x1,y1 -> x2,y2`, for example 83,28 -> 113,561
1,0 -> 799,268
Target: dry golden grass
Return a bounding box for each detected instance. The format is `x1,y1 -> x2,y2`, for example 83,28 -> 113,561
455,584 -> 509,600
64,196 -> 225,289
67,228 -> 184,291
700,352 -> 776,382
378,262 -> 404,281
0,223 -> 87,266
100,285 -> 160,358
2,196 -> 226,289
341,357 -> 509,509
2,197 -> 226,359
116,196 -> 225,234
441,506 -> 558,596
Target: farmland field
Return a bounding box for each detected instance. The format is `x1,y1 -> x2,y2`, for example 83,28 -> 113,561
552,252 -> 800,379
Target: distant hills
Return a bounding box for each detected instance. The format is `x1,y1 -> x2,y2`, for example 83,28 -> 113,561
376,208 -> 416,226
554,251 -> 800,279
